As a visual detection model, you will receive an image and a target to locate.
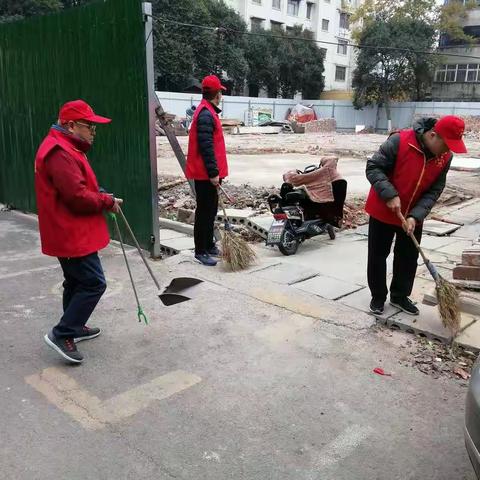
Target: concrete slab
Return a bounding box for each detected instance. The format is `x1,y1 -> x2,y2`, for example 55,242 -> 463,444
244,215 -> 272,240
338,287 -> 400,321
257,236 -> 370,286
455,315 -> 480,351
436,240 -> 473,258
159,217 -> 194,236
251,262 -> 318,285
160,236 -> 195,255
160,229 -> 189,241
443,203 -> 480,226
353,223 -> 369,237
423,288 -> 480,317
423,219 -> 462,236
420,235 -> 458,251
216,208 -> 254,224
293,274 -> 364,300
452,224 -> 480,241
387,304 -> 474,344
408,277 -> 437,305
451,156 -> 480,172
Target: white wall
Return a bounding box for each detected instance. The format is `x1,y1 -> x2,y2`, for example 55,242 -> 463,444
157,91 -> 480,132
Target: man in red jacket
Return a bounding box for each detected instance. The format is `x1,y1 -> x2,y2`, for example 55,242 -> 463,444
365,116 -> 467,316
186,75 -> 229,266
35,100 -> 122,364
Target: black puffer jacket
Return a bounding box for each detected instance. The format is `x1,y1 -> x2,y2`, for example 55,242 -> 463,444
365,118 -> 453,222
196,104 -> 222,179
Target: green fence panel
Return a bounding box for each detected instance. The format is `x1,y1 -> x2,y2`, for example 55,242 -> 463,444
0,0 -> 156,251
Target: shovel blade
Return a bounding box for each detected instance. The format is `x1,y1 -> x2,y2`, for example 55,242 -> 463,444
158,293 -> 191,306
159,277 -> 203,306
163,277 -> 203,294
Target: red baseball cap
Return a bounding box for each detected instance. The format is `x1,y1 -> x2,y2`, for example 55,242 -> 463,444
201,75 -> 227,92
59,100 -> 111,124
434,115 -> 467,154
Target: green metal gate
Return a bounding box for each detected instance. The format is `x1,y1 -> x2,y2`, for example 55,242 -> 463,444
0,0 -> 159,253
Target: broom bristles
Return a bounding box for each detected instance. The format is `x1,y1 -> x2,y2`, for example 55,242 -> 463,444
436,275 -> 461,336
221,230 -> 256,271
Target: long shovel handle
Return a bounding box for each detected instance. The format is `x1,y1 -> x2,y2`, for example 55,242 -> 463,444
398,212 -> 440,282
117,207 -> 161,291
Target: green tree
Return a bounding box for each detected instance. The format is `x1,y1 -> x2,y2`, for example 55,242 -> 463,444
246,26 -> 324,99
246,28 -> 281,97
152,0 -> 249,93
352,0 -> 445,124
0,0 -> 62,22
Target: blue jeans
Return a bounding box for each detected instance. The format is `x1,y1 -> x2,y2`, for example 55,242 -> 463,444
53,253 -> 107,339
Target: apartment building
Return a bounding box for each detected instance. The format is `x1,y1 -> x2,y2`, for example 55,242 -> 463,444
224,0 -> 363,98
433,0 -> 480,101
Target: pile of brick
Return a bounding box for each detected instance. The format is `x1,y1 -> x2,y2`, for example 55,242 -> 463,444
453,242 -> 480,286
295,118 -> 336,134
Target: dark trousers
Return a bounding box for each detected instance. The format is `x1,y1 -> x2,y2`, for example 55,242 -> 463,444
194,180 -> 219,255
53,252 -> 107,339
367,216 -> 422,302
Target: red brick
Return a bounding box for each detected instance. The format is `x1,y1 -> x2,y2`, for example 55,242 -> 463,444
453,265 -> 480,281
462,250 -> 480,267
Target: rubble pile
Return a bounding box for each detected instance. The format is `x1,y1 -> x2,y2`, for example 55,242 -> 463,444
300,118 -> 337,134
343,197 -> 368,229
158,175 -> 369,233
400,337 -> 474,382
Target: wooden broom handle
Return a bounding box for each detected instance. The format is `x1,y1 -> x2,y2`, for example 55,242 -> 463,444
397,212 -> 430,265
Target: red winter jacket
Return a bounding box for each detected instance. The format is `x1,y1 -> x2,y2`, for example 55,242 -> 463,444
34,127 -> 114,258
186,99 -> 228,180
365,127 -> 452,226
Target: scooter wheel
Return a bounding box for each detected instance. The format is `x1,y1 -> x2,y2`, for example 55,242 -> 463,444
278,229 -> 299,256
327,224 -> 336,240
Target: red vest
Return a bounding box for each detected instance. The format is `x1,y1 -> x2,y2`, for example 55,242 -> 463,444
365,129 -> 451,226
185,99 -> 228,180
34,128 -> 110,257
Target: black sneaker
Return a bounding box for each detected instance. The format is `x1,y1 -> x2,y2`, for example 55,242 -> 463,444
369,298 -> 385,315
390,297 -> 419,316
207,245 -> 221,257
74,326 -> 101,343
44,332 -> 83,364
195,253 -> 217,266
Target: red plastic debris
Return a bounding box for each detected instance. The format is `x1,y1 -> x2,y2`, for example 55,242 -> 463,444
373,367 -> 392,376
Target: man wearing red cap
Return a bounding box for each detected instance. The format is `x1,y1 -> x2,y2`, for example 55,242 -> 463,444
365,116 -> 467,316
35,100 -> 122,364
186,75 -> 229,266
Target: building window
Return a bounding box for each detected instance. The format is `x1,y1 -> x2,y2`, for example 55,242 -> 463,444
252,0 -> 262,4
335,66 -> 347,82
251,17 -> 264,30
339,12 -> 350,30
270,20 -> 283,32
337,39 -> 348,55
306,2 -> 314,19
320,47 -> 327,59
434,63 -> 480,83
467,64 -> 480,82
286,26 -> 294,33
322,19 -> 329,31
287,0 -> 300,16
272,0 -> 282,9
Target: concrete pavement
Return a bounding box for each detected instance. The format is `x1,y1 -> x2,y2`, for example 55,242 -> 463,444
0,210 -> 476,479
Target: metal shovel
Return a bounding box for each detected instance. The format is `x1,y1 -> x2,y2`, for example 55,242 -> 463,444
117,208 -> 203,306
